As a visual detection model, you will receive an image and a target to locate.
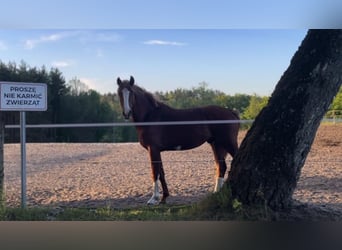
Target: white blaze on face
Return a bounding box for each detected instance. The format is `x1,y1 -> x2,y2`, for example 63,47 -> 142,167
122,88 -> 131,116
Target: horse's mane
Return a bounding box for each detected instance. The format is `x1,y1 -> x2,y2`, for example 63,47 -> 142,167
132,84 -> 161,108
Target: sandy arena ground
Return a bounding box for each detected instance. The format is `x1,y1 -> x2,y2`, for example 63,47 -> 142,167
3,124 -> 342,216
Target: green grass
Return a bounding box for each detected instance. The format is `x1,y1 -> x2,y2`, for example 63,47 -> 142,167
0,204 -> 199,221
0,185 -> 261,221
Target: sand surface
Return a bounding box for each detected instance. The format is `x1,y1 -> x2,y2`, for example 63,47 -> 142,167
3,124 -> 341,217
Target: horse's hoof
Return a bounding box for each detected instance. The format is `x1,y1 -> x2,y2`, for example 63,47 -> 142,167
147,202 -> 157,206
147,197 -> 160,205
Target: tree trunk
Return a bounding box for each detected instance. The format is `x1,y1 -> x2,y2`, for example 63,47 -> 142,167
228,29 -> 342,210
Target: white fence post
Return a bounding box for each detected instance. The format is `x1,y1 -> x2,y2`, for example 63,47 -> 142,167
20,111 -> 27,208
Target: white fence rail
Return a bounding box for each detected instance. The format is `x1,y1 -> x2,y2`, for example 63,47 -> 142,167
5,118 -> 341,130
2,118 -> 340,208
4,119 -> 254,129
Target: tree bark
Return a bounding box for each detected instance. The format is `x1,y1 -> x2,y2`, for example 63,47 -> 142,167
228,29 -> 342,210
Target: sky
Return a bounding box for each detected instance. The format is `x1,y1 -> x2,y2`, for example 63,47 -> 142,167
0,0 -> 340,96
0,29 -> 307,95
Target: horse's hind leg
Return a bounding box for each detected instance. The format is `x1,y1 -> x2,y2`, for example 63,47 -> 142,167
210,143 -> 228,192
226,140 -> 238,158
159,165 -> 169,204
147,146 -> 169,205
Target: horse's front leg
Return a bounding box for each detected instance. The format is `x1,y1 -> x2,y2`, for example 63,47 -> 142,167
147,146 -> 169,205
211,144 -> 228,192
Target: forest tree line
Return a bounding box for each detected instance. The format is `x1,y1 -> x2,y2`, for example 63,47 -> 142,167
1,61 -> 341,143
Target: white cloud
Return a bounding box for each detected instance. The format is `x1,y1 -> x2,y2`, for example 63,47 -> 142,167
79,31 -> 122,44
25,33 -> 62,49
143,40 -> 187,46
23,31 -> 122,50
24,31 -> 79,49
51,60 -> 74,68
79,77 -> 99,90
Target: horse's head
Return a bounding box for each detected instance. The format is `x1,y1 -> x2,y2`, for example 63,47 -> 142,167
117,76 -> 135,120
117,76 -> 160,122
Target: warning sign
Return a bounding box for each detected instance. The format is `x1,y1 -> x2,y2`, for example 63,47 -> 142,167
0,82 -> 47,111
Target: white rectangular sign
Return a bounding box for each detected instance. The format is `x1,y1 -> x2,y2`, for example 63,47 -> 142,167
0,82 -> 47,111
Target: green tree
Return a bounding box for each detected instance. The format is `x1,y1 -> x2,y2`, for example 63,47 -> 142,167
47,68 -> 68,141
67,77 -> 89,96
326,86 -> 342,119
162,88 -> 197,108
242,94 -> 269,119
102,93 -> 138,142
224,94 -> 251,113
330,86 -> 342,110
0,61 -> 68,142
158,82 -> 233,109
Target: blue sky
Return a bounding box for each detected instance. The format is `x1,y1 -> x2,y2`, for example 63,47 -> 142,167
1,0 -> 341,29
0,1 -> 340,95
0,29 -> 307,95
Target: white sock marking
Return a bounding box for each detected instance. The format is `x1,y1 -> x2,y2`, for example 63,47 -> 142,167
147,181 -> 160,205
214,177 -> 224,192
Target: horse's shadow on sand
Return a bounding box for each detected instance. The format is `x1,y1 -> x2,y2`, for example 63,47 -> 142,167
53,194 -> 204,210
52,174 -> 342,209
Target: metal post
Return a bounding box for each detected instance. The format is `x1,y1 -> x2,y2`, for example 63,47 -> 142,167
20,111 -> 26,208
0,119 -> 4,207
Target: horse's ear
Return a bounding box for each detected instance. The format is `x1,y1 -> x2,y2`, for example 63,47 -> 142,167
129,76 -> 135,86
117,77 -> 122,86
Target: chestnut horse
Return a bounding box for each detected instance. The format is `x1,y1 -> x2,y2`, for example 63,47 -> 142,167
117,76 -> 239,205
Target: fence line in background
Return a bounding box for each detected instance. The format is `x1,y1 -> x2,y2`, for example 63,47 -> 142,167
2,118 -> 340,208
5,118 -> 341,129
4,119 -> 254,129
2,117 -> 340,210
